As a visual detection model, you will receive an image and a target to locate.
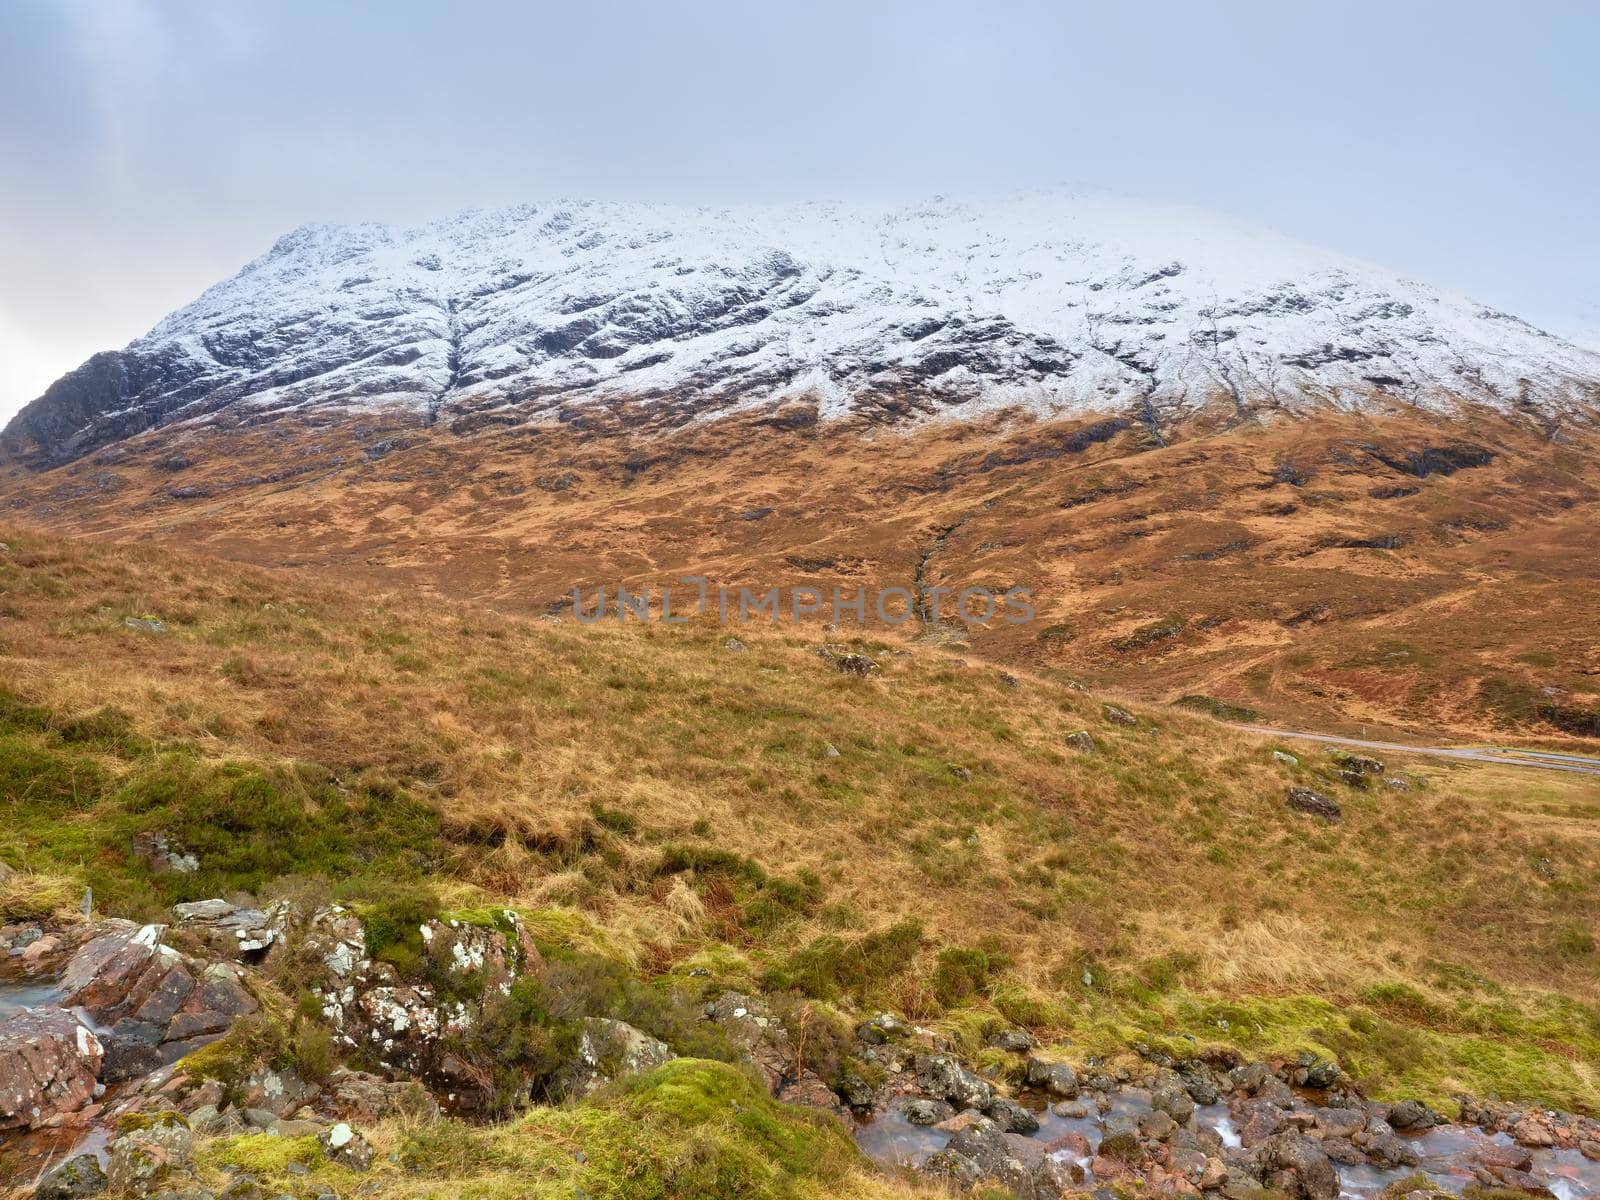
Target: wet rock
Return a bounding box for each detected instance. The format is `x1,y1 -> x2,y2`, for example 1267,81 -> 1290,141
33,1152 -> 109,1199
1178,1061 -> 1223,1105
59,923 -> 259,1059
1363,1132 -> 1420,1168
1286,787 -> 1342,823
0,1008 -> 104,1130
986,1096 -> 1042,1134
1102,704 -> 1138,727
942,1117 -> 1037,1196
1511,1115 -> 1556,1147
1475,1141 -> 1535,1172
106,1114 -> 194,1192
558,1017 -> 674,1099
1386,1099 -> 1440,1130
1065,730 -> 1096,752
1052,1099 -> 1089,1118
1478,1164 -> 1557,1196
1322,1137 -> 1366,1165
917,1053 -> 994,1109
318,1121 -> 374,1171
1314,1107 -> 1365,1139
1153,1083 -> 1196,1124
1023,1056 -> 1078,1097
903,1097 -> 950,1125
1257,1131 -> 1339,1200
1580,1139 -> 1600,1161
838,1070 -> 882,1110
1098,1112 -> 1142,1161
1141,1108 -> 1178,1140
1237,1098 -> 1286,1146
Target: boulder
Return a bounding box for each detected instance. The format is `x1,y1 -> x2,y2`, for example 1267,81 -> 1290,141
58,923 -> 258,1060
1286,787 -> 1342,823
903,1097 -> 950,1125
319,1121 -> 375,1171
557,1017 -> 674,1099
33,1152 -> 108,1199
1023,1056 -> 1078,1097
1256,1131 -> 1339,1200
171,899 -> 288,960
1386,1099 -> 1440,1130
986,1096 -> 1042,1134
1065,730 -> 1096,752
1153,1082 -> 1197,1124
989,1028 -> 1034,1054
106,1114 -> 194,1193
0,1009 -> 104,1130
1363,1132 -> 1420,1168
943,1117 -> 1037,1197
1098,1112 -> 1142,1161
916,1053 -> 994,1109
132,832 -> 199,875
1102,704 -> 1138,727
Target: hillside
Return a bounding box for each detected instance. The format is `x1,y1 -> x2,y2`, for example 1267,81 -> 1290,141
4,403 -> 1600,742
2,528 -> 1597,1083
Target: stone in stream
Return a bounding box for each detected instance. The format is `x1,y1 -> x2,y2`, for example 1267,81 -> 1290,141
1256,1130 -> 1340,1200
1023,1056 -> 1078,1097
985,1095 -> 1042,1134
0,1008 -> 104,1130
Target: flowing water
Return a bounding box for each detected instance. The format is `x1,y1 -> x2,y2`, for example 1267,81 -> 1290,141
855,1089 -> 1600,1200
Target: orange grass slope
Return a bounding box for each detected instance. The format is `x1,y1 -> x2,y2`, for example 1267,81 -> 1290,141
3,399 -> 1600,742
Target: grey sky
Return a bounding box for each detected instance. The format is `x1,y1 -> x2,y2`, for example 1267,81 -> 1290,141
2,0 -> 1596,422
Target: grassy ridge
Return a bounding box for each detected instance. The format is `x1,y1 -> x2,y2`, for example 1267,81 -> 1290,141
1,527 -> 1598,1115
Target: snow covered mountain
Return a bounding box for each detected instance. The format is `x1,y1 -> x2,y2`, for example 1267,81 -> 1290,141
6,193 -> 1599,465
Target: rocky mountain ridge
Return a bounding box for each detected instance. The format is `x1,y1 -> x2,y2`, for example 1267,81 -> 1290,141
6,194 -> 1599,467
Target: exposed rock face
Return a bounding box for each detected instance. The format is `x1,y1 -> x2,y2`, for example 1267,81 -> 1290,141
58,922 -> 259,1074
0,1009 -> 103,1130
7,195 -> 1598,468
170,899 -> 288,960
557,1018 -> 675,1099
306,906 -> 539,1098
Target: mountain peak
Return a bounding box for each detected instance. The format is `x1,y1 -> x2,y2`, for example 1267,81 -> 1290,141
5,193 -> 1598,466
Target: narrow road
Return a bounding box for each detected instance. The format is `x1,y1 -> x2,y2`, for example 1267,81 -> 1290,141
1228,725 -> 1600,778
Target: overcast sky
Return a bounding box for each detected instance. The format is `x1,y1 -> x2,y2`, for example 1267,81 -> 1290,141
2,0 -> 1597,422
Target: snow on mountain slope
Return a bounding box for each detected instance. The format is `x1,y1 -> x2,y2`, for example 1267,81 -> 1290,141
6,193 -> 1599,465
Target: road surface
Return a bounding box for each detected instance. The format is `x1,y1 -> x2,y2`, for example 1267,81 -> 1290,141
1229,725 -> 1600,778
